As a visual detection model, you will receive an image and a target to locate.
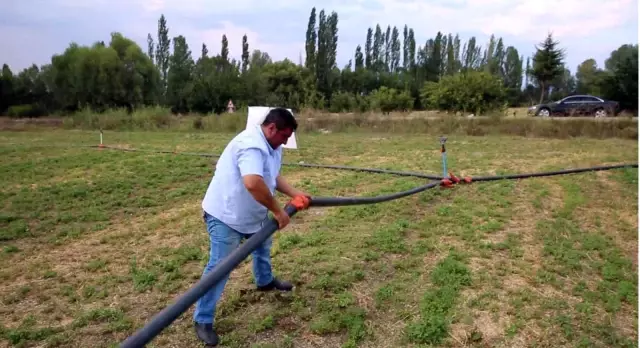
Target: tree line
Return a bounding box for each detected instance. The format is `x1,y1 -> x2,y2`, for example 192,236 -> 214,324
0,8 -> 637,117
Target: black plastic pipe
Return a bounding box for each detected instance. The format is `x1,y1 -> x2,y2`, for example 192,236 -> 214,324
117,161 -> 637,347
310,181 -> 441,207
119,204 -> 299,348
308,164 -> 638,207
94,145 -> 444,180
286,163 -> 443,180
93,145 -> 637,182
469,163 -> 638,182
18,144 -> 640,183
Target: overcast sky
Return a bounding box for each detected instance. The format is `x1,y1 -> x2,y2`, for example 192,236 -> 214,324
1,0 -> 637,74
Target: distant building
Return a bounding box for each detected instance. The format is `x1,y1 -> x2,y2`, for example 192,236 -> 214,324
226,100 -> 236,113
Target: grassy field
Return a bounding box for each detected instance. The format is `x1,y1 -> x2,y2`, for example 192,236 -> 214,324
0,129 -> 638,348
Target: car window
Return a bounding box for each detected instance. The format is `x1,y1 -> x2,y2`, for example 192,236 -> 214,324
583,96 -> 601,102
562,97 -> 581,103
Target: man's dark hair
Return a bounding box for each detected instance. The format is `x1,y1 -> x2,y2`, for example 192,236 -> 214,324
262,108 -> 298,131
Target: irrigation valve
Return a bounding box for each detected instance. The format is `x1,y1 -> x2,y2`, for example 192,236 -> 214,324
437,137 -> 472,188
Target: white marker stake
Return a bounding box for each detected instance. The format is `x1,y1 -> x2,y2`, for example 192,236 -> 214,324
99,129 -> 104,148
246,106 -> 298,149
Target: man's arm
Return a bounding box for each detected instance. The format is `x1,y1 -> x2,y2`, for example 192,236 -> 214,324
238,148 -> 284,215
243,175 -> 283,214
276,175 -> 309,198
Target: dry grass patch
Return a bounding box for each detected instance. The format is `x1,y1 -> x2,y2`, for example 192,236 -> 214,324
457,172 -> 637,347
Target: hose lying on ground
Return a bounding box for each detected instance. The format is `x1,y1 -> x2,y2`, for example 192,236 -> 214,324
118,161 -> 636,347
468,163 -> 637,182
300,163 -> 638,207
310,180 -> 441,207
94,145 -> 638,183
93,145 -> 444,180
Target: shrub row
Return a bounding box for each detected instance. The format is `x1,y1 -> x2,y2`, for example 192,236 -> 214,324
2,107 -> 636,140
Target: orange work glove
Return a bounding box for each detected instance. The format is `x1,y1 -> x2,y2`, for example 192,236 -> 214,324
290,195 -> 311,210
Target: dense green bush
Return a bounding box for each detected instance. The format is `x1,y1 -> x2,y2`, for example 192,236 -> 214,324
329,91 -> 357,113
369,87 -> 413,114
420,71 -> 507,115
329,92 -> 371,113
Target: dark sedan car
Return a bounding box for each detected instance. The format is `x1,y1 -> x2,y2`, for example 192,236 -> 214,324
527,95 -> 619,117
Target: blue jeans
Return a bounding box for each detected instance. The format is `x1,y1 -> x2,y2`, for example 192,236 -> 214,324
193,212 -> 274,325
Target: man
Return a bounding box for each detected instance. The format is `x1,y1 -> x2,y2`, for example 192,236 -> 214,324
193,108 -> 310,346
